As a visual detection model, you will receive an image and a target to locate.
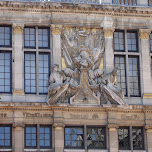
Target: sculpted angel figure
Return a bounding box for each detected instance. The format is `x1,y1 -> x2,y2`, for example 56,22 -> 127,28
48,64 -> 69,99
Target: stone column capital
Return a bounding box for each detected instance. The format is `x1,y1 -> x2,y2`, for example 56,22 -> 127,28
145,125 -> 152,133
103,27 -> 115,38
51,24 -> 62,35
12,23 -> 24,34
53,122 -> 65,130
13,122 -> 25,128
108,124 -> 119,132
139,29 -> 151,39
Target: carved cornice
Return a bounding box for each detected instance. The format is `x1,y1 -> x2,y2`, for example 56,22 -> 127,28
108,124 -> 119,132
12,24 -> 24,34
103,27 -> 115,38
51,24 -> 62,35
13,89 -> 25,95
13,122 -> 25,128
139,29 -> 151,39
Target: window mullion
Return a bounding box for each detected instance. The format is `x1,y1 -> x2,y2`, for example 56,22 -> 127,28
125,30 -> 130,97
130,126 -> 133,151
36,27 -> 39,95
84,125 -> 87,151
37,124 -> 40,151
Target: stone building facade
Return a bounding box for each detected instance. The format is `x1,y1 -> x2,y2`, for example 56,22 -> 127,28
0,0 -> 152,152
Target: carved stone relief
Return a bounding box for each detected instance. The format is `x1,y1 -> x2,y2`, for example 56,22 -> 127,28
47,27 -> 126,105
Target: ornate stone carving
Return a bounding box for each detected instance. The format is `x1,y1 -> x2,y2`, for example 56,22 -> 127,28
12,24 -> 24,34
13,89 -> 25,95
145,125 -> 152,133
139,29 -> 151,39
47,27 -> 125,105
51,24 -> 62,35
13,122 -> 25,128
103,27 -> 115,38
108,124 -> 119,132
53,122 -> 65,129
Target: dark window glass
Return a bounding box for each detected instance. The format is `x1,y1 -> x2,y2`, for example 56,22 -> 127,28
65,127 -> 84,148
24,27 -> 36,48
150,34 -> 152,52
40,126 -> 51,148
114,56 -> 127,96
87,127 -> 106,149
0,26 -> 11,47
128,57 -> 140,96
25,126 -> 37,148
39,53 -> 50,94
127,32 -> 138,52
0,126 -> 11,148
112,0 -> 137,5
38,28 -> 49,48
132,127 -> 144,150
118,127 -> 130,150
114,31 -> 124,52
0,52 -> 11,93
24,53 -> 36,94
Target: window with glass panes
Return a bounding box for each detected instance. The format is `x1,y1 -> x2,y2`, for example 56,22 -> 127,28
118,127 -> 144,150
114,30 -> 140,97
65,126 -> 107,149
0,26 -> 12,94
24,26 -> 50,94
0,125 -> 12,148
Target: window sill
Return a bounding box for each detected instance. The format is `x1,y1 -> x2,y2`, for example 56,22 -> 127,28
119,150 -> 146,152
64,149 -> 85,152
0,149 -> 12,152
24,149 -> 38,152
88,150 -> 108,152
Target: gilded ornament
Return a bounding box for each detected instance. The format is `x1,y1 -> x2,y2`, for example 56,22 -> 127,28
12,24 -> 24,34
13,89 -> 25,95
139,29 -> 151,39
103,27 -> 115,37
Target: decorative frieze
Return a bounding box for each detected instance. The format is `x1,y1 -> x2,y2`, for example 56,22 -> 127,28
13,89 -> 25,95
108,124 -> 119,132
51,24 -> 62,35
139,29 -> 151,39
12,23 -> 24,34
103,27 -> 115,38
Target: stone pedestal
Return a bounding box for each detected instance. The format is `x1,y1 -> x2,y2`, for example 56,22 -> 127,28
51,25 -> 62,70
13,123 -> 25,152
108,124 -> 118,152
103,27 -> 115,74
139,29 -> 152,104
12,24 -> 24,95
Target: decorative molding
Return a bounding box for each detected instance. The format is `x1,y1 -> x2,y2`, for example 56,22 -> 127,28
103,27 -> 115,38
143,93 -> 152,99
108,124 -> 119,132
12,24 -> 24,34
53,122 -> 65,129
13,122 -> 25,128
51,24 -> 62,35
139,29 -> 151,39
13,89 -> 25,95
145,125 -> 152,133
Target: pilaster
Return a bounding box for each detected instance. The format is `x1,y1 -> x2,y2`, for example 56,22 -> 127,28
139,29 -> 152,103
12,23 -> 25,95
103,27 -> 115,74
145,125 -> 152,152
108,124 -> 119,152
13,122 -> 25,152
51,24 -> 62,70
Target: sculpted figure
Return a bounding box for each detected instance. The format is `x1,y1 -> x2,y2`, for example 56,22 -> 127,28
100,68 -> 125,105
48,64 -> 69,100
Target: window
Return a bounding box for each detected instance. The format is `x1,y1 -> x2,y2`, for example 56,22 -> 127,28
114,30 -> 140,97
25,125 -> 37,149
0,26 -> 12,47
25,125 -> 52,149
112,0 -> 137,5
118,127 -> 144,150
24,26 -> 50,94
65,126 -> 106,149
0,25 -> 12,94
0,125 -> 12,148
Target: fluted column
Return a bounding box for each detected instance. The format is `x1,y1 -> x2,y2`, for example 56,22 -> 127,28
139,29 -> 152,102
108,124 -> 119,152
103,27 -> 115,74
12,24 -> 24,95
51,24 -> 62,70
13,122 -> 25,152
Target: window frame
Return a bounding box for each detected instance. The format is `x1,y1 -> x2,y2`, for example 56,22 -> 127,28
24,125 -> 37,149
0,125 -> 12,149
86,126 -> 107,149
0,25 -> 12,48
39,125 -> 52,149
